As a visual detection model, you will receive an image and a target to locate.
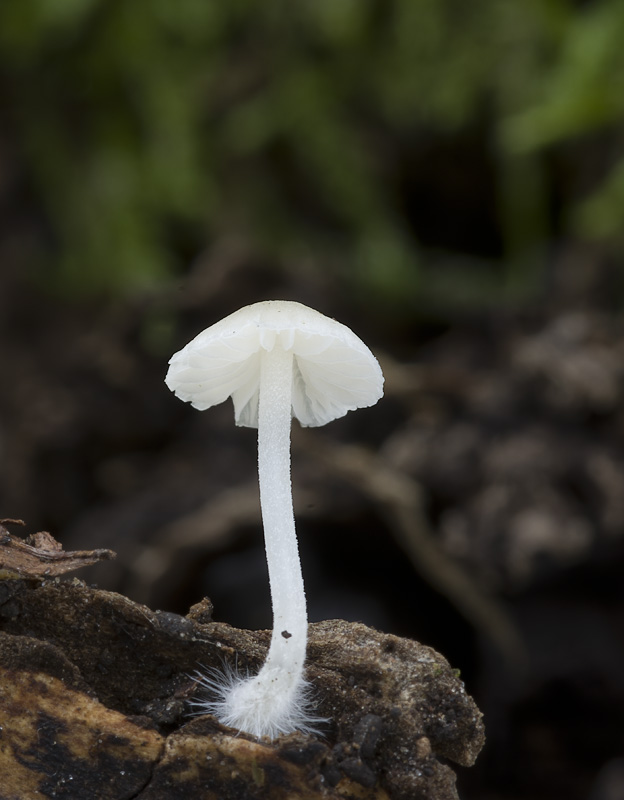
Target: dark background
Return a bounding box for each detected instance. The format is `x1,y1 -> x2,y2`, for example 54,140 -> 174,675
1,3 -> 624,798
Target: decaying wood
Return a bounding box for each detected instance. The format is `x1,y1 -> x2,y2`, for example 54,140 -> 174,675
0,577 -> 485,799
0,634 -> 163,798
0,520 -> 115,578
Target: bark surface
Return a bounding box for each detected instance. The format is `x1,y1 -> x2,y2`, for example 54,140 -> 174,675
0,572 -> 484,800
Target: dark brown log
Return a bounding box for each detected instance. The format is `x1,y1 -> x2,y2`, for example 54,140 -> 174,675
0,575 -> 485,799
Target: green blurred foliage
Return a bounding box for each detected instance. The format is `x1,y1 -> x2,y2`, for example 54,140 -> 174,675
1,0 -> 623,304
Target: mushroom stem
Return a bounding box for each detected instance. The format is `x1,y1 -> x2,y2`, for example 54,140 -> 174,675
257,344 -> 308,680
213,343 -> 312,738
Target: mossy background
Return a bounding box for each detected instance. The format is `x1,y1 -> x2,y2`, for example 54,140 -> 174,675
1,2 -> 624,799
3,0 -> 624,305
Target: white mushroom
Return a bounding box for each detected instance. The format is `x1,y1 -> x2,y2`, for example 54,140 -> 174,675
165,300 -> 384,739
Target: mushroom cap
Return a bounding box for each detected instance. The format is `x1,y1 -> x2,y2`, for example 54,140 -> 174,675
165,300 -> 384,427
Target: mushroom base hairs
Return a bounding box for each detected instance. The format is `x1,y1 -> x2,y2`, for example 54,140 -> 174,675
193,662 -> 324,740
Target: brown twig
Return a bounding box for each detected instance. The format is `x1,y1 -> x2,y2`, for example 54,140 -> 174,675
0,520 -> 116,578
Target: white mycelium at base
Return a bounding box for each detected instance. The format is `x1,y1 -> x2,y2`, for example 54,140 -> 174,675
192,660 -> 321,740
